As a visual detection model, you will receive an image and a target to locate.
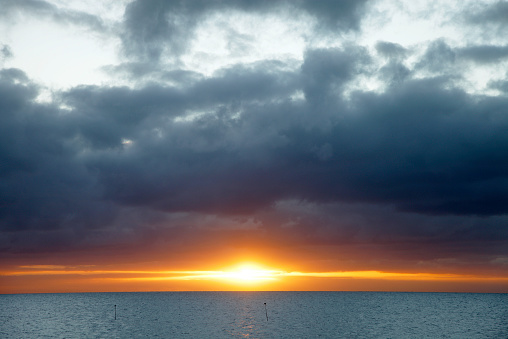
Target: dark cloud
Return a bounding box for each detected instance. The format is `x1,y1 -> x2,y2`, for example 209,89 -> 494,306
490,78 -> 508,93
298,0 -> 368,31
307,75 -> 506,217
51,47 -> 508,221
379,61 -> 411,87
121,0 -> 198,61
1,44 -> 13,60
63,61 -> 299,150
418,41 -> 508,68
188,62 -> 300,105
416,40 -> 456,72
0,69 -> 37,177
301,46 -> 370,104
375,41 -> 408,60
264,201 -> 508,262
0,69 -> 118,253
466,0 -> 508,26
458,44 -> 508,64
61,84 -> 186,149
121,0 -> 368,61
1,2 -> 507,275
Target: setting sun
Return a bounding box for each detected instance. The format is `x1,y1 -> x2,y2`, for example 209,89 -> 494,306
4,262 -> 508,294
217,264 -> 281,283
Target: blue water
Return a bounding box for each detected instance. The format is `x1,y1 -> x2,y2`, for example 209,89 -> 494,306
1,292 -> 507,338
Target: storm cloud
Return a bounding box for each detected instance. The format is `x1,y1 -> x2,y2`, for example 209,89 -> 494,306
0,0 -> 507,277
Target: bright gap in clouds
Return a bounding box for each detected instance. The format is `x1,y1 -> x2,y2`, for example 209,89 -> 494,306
0,14 -> 119,94
180,10 -> 310,76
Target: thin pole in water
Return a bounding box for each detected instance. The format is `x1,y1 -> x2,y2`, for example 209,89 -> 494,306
114,305 -> 116,320
264,302 -> 268,321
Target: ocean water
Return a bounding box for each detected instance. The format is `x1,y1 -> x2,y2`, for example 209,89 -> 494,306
1,292 -> 507,338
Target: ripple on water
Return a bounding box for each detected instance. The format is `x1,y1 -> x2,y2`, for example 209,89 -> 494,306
1,292 -> 507,338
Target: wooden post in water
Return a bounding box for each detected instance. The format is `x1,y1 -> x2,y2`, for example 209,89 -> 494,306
264,302 -> 268,321
114,305 -> 116,320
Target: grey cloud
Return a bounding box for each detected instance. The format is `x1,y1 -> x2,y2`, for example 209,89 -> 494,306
267,201 -> 508,260
69,49 -> 508,218
120,0 -> 284,62
0,69 -> 118,253
301,46 -> 370,104
1,43 -> 508,259
1,44 -> 13,60
375,41 -> 408,60
379,61 -> 411,87
121,0 -> 369,61
189,62 -> 300,105
121,0 -> 199,61
490,79 -> 508,93
0,67 -> 28,79
466,0 -> 508,26
1,0 -> 507,279
417,41 -> 508,69
0,68 -> 36,119
298,0 -> 368,31
458,45 -> 508,64
0,69 -> 37,177
0,0 -> 107,32
416,40 -> 456,72
347,79 -> 508,216
63,62 -> 299,150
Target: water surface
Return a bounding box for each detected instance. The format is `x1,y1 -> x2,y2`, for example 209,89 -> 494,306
1,292 -> 507,338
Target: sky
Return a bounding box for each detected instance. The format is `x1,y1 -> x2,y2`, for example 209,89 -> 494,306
1,0 -> 508,294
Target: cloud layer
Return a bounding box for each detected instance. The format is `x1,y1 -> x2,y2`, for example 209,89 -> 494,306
1,0 -> 507,275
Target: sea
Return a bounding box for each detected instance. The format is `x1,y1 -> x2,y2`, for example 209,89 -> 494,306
1,292 -> 507,338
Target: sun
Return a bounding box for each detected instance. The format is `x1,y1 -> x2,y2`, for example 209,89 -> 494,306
218,263 -> 281,283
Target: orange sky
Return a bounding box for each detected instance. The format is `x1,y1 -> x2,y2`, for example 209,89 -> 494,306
2,225 -> 507,294
2,235 -> 508,294
2,258 -> 508,294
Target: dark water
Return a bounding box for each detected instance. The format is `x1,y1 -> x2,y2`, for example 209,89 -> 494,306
1,292 -> 507,338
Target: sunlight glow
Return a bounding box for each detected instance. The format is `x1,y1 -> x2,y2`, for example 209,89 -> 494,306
3,264 -> 508,294
215,264 -> 281,283
6,265 -> 508,282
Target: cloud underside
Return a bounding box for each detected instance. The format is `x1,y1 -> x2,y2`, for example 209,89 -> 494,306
0,0 -> 507,270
